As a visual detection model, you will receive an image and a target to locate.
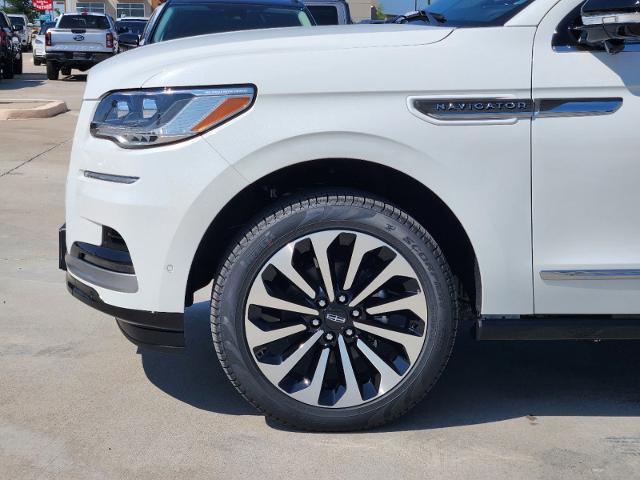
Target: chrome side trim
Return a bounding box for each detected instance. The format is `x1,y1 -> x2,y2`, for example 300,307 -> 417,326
540,269 -> 640,281
84,170 -> 139,184
66,254 -> 139,293
410,97 -> 622,122
412,98 -> 533,121
535,98 -> 623,118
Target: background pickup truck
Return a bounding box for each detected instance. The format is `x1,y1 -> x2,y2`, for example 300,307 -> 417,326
45,13 -> 117,80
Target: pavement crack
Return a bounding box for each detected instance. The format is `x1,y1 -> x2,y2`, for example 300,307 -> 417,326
0,138 -> 71,179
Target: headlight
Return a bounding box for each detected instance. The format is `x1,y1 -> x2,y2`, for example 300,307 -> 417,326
90,85 -> 255,148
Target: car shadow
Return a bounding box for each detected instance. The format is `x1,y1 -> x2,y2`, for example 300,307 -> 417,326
138,301 -> 257,416
139,301 -> 640,430
0,72 -> 47,90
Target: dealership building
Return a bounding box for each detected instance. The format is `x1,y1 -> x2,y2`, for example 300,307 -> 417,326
61,0 -> 158,18
61,0 -> 372,21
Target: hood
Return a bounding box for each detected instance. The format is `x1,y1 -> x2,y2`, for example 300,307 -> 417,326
85,25 -> 453,99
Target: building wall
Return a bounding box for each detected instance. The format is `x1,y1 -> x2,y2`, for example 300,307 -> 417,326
347,0 -> 373,21
66,0 -> 153,19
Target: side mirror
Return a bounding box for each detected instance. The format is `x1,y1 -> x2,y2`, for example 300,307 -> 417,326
118,32 -> 139,49
578,0 -> 640,54
27,23 -> 34,27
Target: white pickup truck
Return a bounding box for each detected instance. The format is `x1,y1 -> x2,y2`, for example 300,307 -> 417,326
61,0 -> 640,431
45,12 -> 117,80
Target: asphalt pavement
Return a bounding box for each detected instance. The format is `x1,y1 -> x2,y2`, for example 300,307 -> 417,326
1,54 -> 639,480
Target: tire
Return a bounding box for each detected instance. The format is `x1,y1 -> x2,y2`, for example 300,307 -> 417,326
46,61 -> 59,80
33,56 -> 40,66
2,58 -> 13,79
211,194 -> 458,431
13,54 -> 22,75
61,66 -> 71,76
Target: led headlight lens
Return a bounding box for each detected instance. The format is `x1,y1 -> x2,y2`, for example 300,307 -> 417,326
90,86 -> 255,148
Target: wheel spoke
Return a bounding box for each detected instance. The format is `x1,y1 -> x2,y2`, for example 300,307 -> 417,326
349,255 -> 418,307
245,322 -> 307,348
309,231 -> 338,302
334,335 -> 363,407
354,321 -> 423,363
342,234 -> 385,291
291,347 -> 330,405
356,339 -> 402,394
267,243 -> 316,299
248,276 -> 318,316
365,294 -> 428,321
257,330 -> 323,384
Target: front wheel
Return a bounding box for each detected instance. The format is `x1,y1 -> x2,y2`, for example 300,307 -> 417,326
211,194 -> 458,431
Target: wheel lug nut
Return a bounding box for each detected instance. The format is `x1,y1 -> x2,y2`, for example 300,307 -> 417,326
324,332 -> 335,342
337,294 -> 347,303
311,319 -> 321,328
344,328 -> 354,337
351,309 -> 360,318
318,299 -> 327,308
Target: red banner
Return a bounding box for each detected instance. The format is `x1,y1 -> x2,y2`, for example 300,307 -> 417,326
33,0 -> 53,11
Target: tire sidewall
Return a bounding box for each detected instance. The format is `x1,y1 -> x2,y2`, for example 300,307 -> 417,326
214,197 -> 456,429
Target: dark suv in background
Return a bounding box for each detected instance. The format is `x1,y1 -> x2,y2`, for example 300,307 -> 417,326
119,0 -> 314,50
0,11 -> 22,79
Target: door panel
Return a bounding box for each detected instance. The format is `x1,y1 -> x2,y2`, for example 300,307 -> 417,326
532,0 -> 640,313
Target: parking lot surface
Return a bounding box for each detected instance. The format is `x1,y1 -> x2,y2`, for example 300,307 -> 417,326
1,55 -> 640,480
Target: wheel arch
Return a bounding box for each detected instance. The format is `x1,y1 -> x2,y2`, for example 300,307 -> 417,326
185,158 -> 481,316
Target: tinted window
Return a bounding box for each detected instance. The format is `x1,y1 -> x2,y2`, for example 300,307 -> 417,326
307,5 -> 339,25
151,3 -> 312,43
39,21 -> 57,34
8,16 -> 25,26
428,0 -> 535,26
58,14 -> 110,29
116,20 -> 146,34
0,15 -> 8,29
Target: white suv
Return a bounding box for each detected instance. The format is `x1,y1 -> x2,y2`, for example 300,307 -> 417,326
61,0 -> 640,430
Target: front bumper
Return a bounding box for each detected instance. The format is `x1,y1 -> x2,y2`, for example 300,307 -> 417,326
63,101 -> 249,348
60,224 -> 185,348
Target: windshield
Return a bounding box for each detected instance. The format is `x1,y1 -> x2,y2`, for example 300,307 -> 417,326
58,14 -> 110,29
422,0 -> 534,26
151,3 -> 312,43
8,16 -> 26,26
116,20 -> 146,34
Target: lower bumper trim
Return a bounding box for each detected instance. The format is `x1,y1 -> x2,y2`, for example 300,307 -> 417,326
476,316 -> 640,340
66,253 -> 138,293
66,273 -> 184,348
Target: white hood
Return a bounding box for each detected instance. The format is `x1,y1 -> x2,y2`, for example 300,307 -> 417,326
85,25 -> 453,99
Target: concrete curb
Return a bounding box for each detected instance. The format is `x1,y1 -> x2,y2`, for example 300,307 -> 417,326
0,99 -> 68,120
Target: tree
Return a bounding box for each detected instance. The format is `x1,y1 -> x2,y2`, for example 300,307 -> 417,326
4,0 -> 37,21
374,2 -> 386,20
